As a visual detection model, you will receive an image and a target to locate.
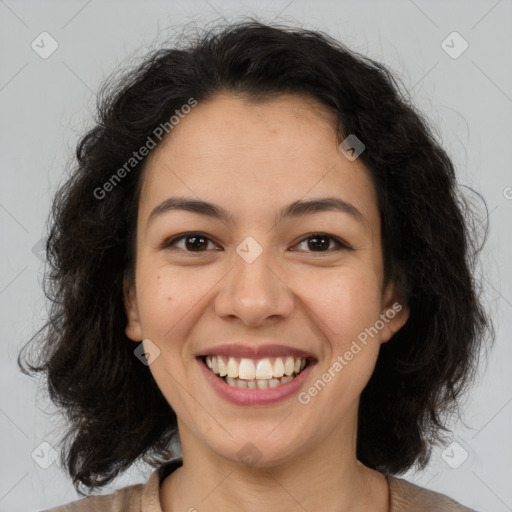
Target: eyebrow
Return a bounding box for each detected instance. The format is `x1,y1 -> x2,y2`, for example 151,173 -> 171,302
147,196 -> 365,227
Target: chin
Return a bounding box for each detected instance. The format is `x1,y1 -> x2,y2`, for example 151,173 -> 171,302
202,427 -> 312,469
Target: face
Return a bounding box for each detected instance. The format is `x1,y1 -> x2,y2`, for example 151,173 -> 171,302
124,93 -> 409,467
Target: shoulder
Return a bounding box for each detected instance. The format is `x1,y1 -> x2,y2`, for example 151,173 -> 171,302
40,484 -> 143,512
40,467 -> 163,512
387,475 -> 481,512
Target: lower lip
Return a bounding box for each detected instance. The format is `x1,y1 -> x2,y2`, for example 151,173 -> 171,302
198,357 -> 314,406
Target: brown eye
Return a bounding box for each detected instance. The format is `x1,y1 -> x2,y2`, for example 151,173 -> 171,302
184,234 -> 208,251
307,235 -> 331,251
163,232 -> 350,255
294,233 -> 350,253
164,232 -> 218,252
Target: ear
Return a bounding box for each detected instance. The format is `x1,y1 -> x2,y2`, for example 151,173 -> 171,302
379,278 -> 410,344
123,274 -> 143,342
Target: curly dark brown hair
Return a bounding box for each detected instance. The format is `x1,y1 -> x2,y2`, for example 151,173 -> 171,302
18,20 -> 493,495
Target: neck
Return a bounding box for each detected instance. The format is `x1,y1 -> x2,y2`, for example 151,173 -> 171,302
160,411 -> 389,511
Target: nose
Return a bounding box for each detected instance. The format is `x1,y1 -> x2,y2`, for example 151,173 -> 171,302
214,246 -> 295,327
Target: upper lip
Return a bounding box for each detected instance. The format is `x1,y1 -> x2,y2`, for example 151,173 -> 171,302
197,343 -> 316,360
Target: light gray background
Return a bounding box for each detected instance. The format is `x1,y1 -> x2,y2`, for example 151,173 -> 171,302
1,0 -> 511,510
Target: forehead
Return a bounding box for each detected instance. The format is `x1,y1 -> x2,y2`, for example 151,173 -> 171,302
138,93 -> 379,230
148,93 -> 338,165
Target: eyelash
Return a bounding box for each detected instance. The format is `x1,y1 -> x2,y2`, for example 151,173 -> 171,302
162,231 -> 352,254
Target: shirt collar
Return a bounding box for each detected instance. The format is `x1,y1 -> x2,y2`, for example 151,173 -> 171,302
141,458 -> 183,511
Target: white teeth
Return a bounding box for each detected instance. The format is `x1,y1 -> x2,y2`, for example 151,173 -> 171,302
227,357 -> 238,378
256,358 -> 274,379
256,379 -> 269,389
272,358 -> 285,377
211,356 -> 219,374
205,355 -> 308,387
284,357 -> 295,376
216,372 -> 302,390
217,356 -> 227,377
238,358 -> 256,380
236,379 -> 248,389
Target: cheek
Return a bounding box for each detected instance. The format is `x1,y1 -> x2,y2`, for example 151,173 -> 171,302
136,265 -> 204,341
295,266 -> 383,343
137,270 -> 193,407
295,266 -> 384,404
299,274 -> 384,417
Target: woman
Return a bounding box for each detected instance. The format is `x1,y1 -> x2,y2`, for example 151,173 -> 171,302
19,21 -> 491,511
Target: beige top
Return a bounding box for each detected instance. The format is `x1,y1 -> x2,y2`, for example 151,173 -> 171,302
43,459 -> 479,512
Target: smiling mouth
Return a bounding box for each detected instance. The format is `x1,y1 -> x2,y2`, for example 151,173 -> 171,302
202,355 -> 311,389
